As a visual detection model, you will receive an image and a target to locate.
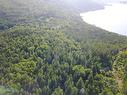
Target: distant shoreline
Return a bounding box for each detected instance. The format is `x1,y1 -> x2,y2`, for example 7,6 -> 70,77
80,3 -> 127,36
120,1 -> 127,4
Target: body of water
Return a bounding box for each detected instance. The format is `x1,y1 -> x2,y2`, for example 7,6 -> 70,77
80,3 -> 127,36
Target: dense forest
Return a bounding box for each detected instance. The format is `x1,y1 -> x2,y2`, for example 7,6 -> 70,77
0,0 -> 127,95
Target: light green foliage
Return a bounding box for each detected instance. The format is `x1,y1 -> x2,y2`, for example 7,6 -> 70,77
100,87 -> 114,95
73,65 -> 86,74
0,86 -> 18,95
52,87 -> 64,95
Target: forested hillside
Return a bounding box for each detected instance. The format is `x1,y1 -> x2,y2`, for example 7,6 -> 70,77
0,0 -> 127,95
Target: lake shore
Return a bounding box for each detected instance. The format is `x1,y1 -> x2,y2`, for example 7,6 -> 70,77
80,3 -> 127,36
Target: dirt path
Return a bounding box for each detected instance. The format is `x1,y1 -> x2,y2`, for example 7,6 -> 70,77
112,55 -> 124,93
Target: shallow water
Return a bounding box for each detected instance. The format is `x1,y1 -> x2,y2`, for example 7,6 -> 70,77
80,3 -> 127,36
